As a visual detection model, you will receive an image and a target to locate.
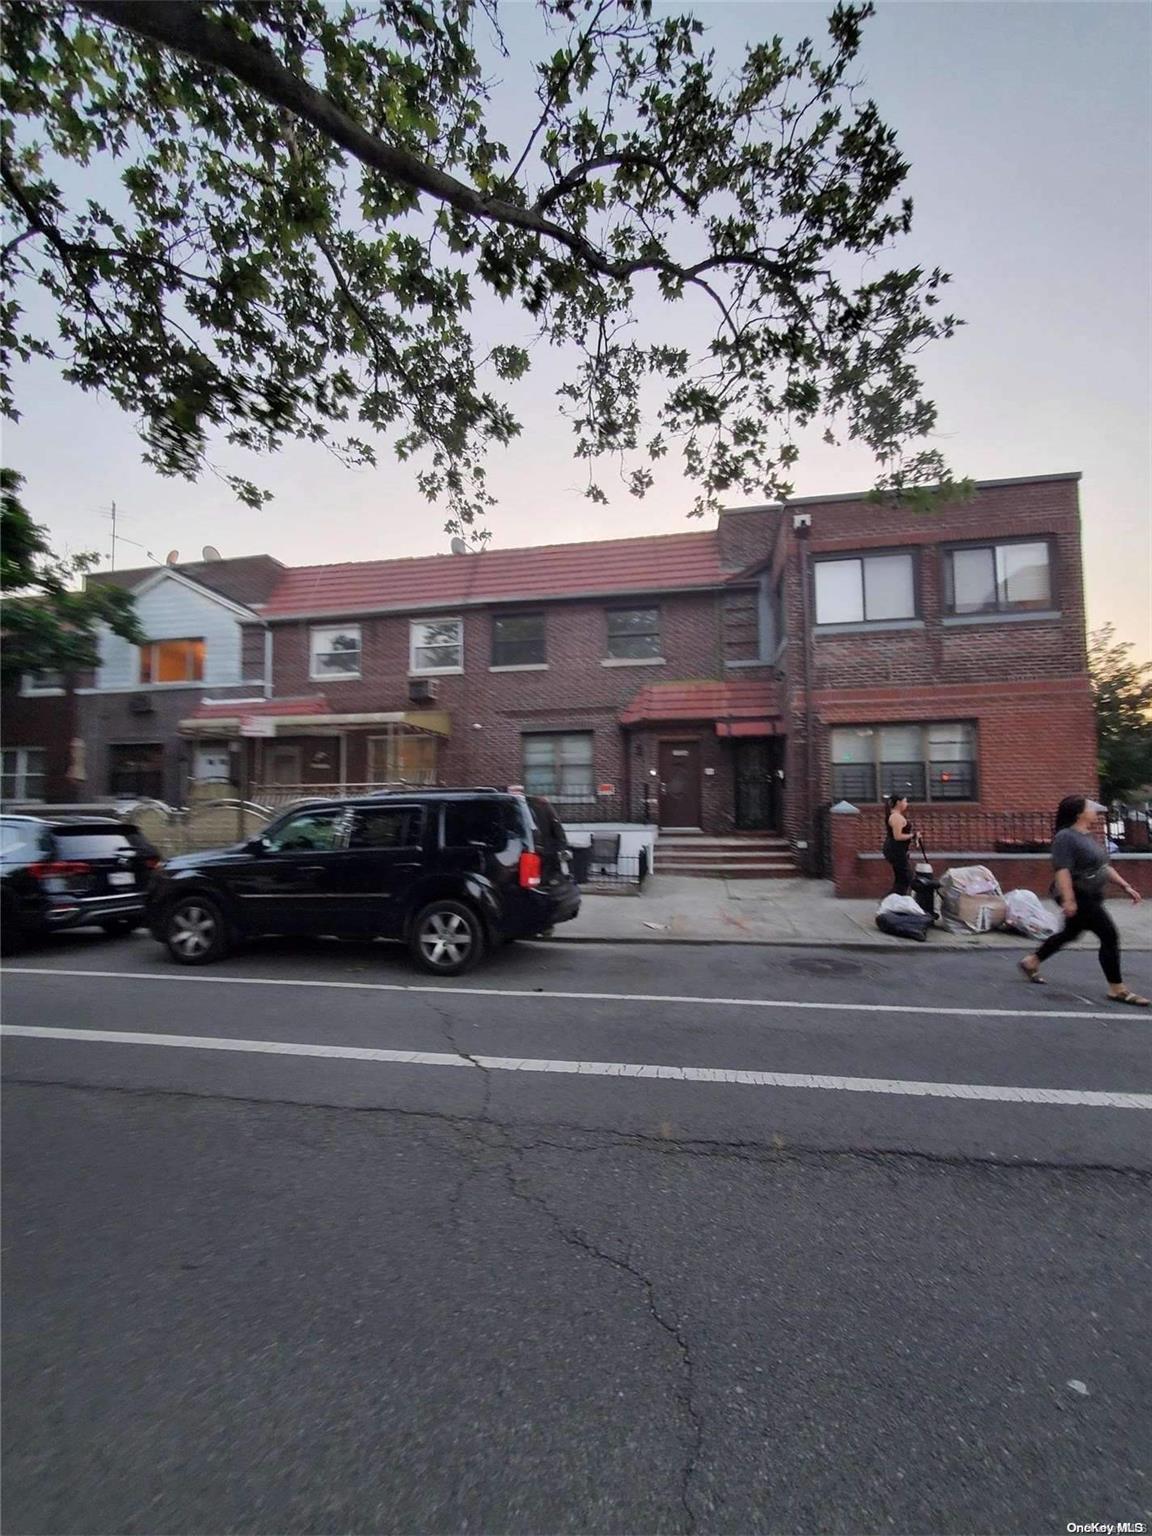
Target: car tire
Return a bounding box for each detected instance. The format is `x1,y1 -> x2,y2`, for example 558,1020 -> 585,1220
409,899 -> 485,977
100,917 -> 139,938
1,905 -> 29,955
163,893 -> 231,965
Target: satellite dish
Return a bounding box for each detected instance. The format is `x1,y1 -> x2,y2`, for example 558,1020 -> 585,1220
165,549 -> 180,565
202,544 -> 222,562
450,537 -> 469,555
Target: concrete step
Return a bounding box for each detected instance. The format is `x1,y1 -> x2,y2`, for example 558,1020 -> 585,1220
658,835 -> 789,847
660,863 -> 801,878
659,846 -> 791,858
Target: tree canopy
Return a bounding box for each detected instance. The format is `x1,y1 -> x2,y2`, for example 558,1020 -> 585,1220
0,468 -> 142,684
1,0 -> 962,531
1089,624 -> 1152,805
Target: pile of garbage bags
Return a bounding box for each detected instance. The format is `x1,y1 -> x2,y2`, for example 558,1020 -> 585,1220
876,865 -> 1058,942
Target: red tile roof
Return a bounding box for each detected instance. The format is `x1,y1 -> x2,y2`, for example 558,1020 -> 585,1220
259,531 -> 725,617
619,679 -> 779,726
189,695 -> 332,721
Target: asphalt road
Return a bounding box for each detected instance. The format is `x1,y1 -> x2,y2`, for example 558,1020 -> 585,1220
3,929 -> 1151,1536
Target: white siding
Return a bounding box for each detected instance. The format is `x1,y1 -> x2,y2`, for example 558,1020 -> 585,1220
97,576 -> 251,690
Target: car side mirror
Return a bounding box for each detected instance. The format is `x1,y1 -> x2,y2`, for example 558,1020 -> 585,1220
245,836 -> 268,854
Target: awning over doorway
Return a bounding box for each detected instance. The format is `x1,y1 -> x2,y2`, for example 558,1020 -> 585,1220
178,695 -> 451,737
619,679 -> 779,734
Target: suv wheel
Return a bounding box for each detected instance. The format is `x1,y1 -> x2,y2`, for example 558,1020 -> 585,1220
410,900 -> 485,977
164,893 -> 230,965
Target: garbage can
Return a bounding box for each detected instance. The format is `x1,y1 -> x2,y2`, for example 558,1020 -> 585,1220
571,845 -> 591,883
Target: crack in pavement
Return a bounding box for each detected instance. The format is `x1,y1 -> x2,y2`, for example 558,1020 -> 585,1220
500,1142 -> 705,1534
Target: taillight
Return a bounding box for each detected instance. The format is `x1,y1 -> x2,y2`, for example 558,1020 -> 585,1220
28,860 -> 90,881
518,851 -> 542,888
143,856 -> 161,869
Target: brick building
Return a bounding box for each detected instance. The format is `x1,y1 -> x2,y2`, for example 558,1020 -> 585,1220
2,471 -> 1101,890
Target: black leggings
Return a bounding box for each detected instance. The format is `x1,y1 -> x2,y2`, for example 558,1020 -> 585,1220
884,843 -> 912,896
1035,894 -> 1122,985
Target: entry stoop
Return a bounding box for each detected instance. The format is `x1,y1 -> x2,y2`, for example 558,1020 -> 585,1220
655,832 -> 801,879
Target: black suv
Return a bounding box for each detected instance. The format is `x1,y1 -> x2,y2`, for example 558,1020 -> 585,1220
146,789 -> 581,975
1,815 -> 160,951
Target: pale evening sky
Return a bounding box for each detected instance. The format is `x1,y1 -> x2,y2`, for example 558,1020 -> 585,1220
3,1 -> 1150,654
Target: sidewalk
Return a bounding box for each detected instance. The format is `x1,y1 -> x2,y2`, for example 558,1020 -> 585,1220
558,875 -> 1152,950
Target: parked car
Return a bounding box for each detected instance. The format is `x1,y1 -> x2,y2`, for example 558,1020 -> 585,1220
1,815 -> 161,951
146,789 -> 581,976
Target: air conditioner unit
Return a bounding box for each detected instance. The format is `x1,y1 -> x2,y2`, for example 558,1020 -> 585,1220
408,677 -> 440,704
128,694 -> 155,715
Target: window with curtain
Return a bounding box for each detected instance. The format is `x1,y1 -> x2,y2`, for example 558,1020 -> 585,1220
521,732 -> 594,801
139,638 -> 204,683
814,554 -> 916,624
831,723 -> 977,803
945,541 -> 1052,614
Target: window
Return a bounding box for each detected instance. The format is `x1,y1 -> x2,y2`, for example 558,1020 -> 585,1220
522,732 -> 594,801
109,744 -> 164,799
1,819 -> 50,859
831,723 -> 977,803
139,638 -> 204,684
348,806 -> 423,849
410,617 -> 463,673
492,612 -> 546,668
21,669 -> 64,695
814,554 -> 916,625
1,747 -> 46,801
310,625 -> 362,679
443,800 -> 522,851
367,729 -> 439,785
945,540 -> 1052,615
263,809 -> 345,853
606,606 -> 661,660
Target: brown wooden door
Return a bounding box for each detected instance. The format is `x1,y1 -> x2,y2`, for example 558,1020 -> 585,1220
658,740 -> 702,827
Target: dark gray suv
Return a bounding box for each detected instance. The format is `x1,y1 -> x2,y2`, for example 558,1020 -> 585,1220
146,789 -> 581,975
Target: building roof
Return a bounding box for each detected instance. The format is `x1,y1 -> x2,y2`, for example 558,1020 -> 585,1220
619,678 -> 779,726
257,531 -> 726,618
89,555 -> 285,608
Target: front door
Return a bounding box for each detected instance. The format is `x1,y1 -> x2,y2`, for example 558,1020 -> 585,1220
266,746 -> 301,786
734,739 -> 780,831
658,740 -> 702,828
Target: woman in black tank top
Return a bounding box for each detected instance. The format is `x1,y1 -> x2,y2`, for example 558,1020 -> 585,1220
883,794 -> 916,895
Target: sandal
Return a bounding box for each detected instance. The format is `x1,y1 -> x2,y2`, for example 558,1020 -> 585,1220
1108,990 -> 1150,1007
1018,959 -> 1046,985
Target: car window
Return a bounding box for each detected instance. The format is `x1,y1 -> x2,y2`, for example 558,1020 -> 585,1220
0,821 -> 49,861
264,810 -> 345,854
442,800 -> 521,850
348,807 -> 423,850
51,830 -> 138,859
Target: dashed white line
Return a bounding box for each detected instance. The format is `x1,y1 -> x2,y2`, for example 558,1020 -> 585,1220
0,966 -> 1126,1022
2,1024 -> 1148,1110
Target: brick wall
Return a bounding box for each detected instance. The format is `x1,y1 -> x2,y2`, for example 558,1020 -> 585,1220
268,591 -> 726,798
1,686 -> 78,802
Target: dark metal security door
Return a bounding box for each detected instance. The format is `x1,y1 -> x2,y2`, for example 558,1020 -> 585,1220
734,739 -> 779,831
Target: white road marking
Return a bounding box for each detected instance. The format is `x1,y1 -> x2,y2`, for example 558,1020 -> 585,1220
3,1024 -> 1149,1110
0,966 -> 1127,1022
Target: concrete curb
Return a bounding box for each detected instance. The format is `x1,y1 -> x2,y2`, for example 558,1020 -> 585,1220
545,934 -> 1152,952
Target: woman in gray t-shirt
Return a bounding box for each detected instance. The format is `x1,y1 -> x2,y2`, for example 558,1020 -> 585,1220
1019,795 -> 1147,1004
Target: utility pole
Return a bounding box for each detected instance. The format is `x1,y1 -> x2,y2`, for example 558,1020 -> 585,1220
109,501 -> 118,570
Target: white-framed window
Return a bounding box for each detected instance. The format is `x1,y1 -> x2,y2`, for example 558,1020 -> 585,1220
310,624 -> 362,680
410,616 -> 463,674
830,722 -> 978,803
814,553 -> 916,625
21,669 -> 65,695
944,540 -> 1052,615
1,747 -> 46,801
139,638 -> 205,684
606,606 -> 661,659
522,731 -> 594,801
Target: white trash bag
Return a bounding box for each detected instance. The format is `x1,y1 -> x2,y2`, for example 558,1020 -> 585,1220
1003,888 -> 1057,941
878,894 -> 929,918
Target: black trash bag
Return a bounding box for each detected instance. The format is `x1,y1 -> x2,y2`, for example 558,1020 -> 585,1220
876,909 -> 931,942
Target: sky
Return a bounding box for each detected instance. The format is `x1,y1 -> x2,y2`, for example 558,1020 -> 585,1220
4,0 -> 1150,655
